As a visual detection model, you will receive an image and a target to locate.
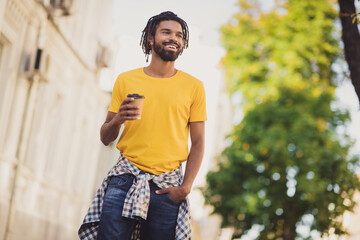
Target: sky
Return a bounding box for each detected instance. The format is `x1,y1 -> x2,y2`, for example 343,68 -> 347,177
107,1 -> 360,239
111,0 -> 239,44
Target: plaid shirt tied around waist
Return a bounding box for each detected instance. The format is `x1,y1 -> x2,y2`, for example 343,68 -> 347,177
78,155 -> 191,240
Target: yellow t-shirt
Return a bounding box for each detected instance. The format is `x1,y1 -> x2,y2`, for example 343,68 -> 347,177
108,68 -> 207,175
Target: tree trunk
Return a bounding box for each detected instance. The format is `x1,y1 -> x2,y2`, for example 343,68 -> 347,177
282,222 -> 296,240
338,0 -> 360,104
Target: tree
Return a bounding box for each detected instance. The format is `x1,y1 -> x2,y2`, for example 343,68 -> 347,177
204,88 -> 360,239
338,0 -> 360,104
220,0 -> 339,111
203,0 -> 360,239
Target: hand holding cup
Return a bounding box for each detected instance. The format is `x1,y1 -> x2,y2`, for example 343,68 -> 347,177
127,94 -> 145,119
115,94 -> 145,124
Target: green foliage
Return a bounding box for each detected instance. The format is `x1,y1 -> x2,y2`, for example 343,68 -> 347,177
221,0 -> 339,111
204,0 -> 360,239
204,88 -> 360,239
351,13 -> 360,24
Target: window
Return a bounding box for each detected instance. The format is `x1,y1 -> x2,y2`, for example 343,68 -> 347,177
0,41 -> 6,152
0,39 -> 13,153
0,41 -> 5,114
0,42 -> 3,67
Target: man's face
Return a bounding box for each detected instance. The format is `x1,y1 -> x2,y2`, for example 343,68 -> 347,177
151,20 -> 184,62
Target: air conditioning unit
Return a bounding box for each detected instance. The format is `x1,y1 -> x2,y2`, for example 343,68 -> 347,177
20,48 -> 49,79
50,0 -> 73,16
96,46 -> 112,68
34,48 -> 44,70
20,52 -> 33,75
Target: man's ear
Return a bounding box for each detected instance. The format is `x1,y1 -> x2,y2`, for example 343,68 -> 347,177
148,35 -> 154,46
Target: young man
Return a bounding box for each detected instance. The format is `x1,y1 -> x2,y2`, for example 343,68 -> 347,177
78,11 -> 206,240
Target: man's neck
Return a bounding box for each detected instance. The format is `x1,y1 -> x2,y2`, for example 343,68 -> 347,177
144,55 -> 177,78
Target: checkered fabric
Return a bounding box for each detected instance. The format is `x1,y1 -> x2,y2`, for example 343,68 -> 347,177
78,154 -> 191,240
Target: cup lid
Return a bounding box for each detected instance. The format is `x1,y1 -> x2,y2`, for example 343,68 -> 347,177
127,93 -> 145,99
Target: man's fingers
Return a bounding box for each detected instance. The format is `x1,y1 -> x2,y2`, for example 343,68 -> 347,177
121,97 -> 134,105
116,98 -> 141,123
118,98 -> 136,111
120,110 -> 140,116
156,188 -> 171,194
119,104 -> 140,111
123,116 -> 139,120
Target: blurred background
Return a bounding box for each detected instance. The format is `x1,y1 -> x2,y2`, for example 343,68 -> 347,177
0,0 -> 359,239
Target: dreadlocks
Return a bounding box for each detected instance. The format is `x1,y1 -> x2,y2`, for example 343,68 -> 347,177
140,11 -> 189,62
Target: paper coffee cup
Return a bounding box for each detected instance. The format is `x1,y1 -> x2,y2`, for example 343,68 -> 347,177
127,94 -> 145,119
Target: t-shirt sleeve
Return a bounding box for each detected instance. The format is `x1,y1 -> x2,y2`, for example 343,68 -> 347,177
189,81 -> 207,122
108,76 -> 124,113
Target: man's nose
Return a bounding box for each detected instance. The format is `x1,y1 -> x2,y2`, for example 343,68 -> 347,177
169,33 -> 178,43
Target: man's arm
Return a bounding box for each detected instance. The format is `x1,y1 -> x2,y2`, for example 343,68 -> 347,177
100,97 -> 140,145
156,121 -> 205,202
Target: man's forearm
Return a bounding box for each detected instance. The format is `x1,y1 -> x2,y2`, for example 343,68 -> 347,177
100,119 -> 122,145
181,141 -> 204,194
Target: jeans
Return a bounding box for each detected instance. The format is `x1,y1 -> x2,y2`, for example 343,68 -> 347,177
97,174 -> 180,240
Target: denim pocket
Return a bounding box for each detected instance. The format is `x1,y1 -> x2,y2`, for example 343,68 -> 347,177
165,193 -> 182,205
108,174 -> 134,188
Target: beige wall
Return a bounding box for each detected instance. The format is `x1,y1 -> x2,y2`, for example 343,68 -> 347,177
0,0 -> 116,239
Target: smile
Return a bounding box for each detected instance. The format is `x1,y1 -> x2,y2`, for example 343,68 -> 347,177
164,42 -> 179,51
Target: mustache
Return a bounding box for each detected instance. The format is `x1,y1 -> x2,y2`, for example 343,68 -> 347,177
163,41 -> 180,48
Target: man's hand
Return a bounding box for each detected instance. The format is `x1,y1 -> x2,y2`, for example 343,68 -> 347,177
100,98 -> 140,145
113,97 -> 141,125
155,185 -> 190,203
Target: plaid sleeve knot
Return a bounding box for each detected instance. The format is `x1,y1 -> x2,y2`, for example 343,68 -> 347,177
78,155 -> 191,240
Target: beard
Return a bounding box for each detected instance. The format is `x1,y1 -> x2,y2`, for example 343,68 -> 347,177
153,40 -> 182,62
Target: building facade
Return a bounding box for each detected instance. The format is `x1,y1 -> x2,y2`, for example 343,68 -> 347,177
0,0 -> 116,239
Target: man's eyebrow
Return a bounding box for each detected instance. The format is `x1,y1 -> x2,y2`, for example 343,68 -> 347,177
159,28 -> 183,35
